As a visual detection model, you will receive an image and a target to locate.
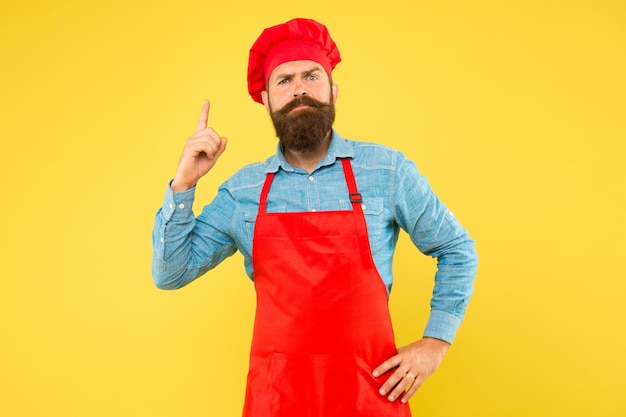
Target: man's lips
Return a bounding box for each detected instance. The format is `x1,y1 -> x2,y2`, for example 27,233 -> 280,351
290,104 -> 311,112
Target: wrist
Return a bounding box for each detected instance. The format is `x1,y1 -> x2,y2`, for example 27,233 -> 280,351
170,178 -> 195,193
422,337 -> 450,354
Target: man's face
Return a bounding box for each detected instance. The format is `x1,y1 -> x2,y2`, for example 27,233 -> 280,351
262,60 -> 339,152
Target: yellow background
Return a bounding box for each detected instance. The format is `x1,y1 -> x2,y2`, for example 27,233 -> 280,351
1,0 -> 624,416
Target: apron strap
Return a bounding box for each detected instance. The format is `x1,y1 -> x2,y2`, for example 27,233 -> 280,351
341,158 -> 374,269
259,161 -> 373,270
258,172 -> 275,214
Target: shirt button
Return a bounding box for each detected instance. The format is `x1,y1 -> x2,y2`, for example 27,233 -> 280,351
169,203 -> 174,209
160,238 -> 164,243
178,204 -> 185,209
361,204 -> 366,210
308,176 -> 314,182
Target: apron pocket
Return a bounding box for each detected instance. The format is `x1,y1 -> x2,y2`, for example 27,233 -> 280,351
244,352 -> 410,417
243,354 -> 273,416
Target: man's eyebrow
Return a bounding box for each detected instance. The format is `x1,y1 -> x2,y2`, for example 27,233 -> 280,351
302,66 -> 323,76
272,66 -> 323,82
272,71 -> 294,82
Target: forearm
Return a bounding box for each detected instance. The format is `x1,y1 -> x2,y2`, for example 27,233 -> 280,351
151,183 -> 236,289
393,157 -> 478,343
424,236 -> 478,343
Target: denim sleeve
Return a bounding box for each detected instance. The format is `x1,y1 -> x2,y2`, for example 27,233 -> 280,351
393,156 -> 478,344
151,182 -> 237,289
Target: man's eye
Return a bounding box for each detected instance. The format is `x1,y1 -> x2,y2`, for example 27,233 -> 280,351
278,79 -> 289,85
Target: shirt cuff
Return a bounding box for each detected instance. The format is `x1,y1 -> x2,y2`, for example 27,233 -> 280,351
161,181 -> 196,221
423,309 -> 463,344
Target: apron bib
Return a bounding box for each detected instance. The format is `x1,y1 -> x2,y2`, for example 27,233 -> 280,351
243,158 -> 411,417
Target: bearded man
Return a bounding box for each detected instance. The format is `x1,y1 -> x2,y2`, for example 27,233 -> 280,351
152,18 -> 478,417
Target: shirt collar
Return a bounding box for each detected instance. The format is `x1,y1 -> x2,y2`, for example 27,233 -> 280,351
264,130 -> 354,174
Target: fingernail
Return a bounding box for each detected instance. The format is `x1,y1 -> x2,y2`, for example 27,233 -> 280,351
379,388 -> 385,395
373,371 -> 379,377
388,395 -> 395,401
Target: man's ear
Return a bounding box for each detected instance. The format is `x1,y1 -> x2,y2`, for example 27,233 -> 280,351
261,91 -> 271,114
332,83 -> 339,104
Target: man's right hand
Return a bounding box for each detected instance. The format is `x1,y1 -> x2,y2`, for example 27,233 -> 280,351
171,100 -> 228,192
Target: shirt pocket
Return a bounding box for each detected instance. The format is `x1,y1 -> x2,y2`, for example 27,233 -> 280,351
340,197 -> 384,245
244,204 -> 287,242
244,211 -> 257,243
362,197 -> 384,245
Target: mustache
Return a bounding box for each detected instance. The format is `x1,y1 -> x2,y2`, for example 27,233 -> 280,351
278,95 -> 327,114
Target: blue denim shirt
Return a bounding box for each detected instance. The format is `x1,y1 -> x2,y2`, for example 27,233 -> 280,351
152,131 -> 477,343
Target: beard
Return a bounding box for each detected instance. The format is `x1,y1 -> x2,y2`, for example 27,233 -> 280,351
269,94 -> 336,153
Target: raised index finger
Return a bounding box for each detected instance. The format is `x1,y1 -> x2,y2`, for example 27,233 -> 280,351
196,100 -> 210,133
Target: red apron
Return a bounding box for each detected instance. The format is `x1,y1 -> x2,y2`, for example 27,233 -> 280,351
243,158 -> 411,417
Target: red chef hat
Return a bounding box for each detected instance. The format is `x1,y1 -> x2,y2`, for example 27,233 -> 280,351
247,18 -> 341,104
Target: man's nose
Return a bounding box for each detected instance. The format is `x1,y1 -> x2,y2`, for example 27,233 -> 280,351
293,81 -> 307,97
